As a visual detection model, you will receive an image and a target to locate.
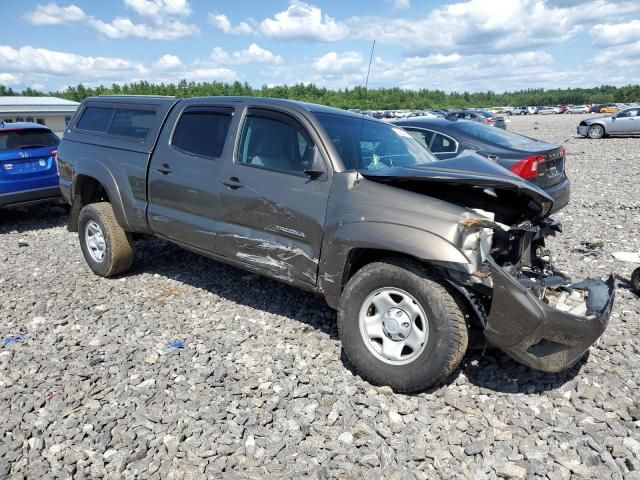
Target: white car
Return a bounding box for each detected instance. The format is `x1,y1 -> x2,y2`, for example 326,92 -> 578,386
567,105 -> 589,114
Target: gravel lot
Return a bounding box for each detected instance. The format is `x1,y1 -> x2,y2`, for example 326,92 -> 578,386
1,113 -> 639,479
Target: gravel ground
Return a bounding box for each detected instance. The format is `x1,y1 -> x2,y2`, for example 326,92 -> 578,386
1,113 -> 639,479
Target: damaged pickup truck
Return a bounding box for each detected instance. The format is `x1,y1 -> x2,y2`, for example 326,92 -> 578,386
56,96 -> 615,392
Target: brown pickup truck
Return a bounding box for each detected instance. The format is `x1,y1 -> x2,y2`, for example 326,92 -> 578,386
56,96 -> 615,392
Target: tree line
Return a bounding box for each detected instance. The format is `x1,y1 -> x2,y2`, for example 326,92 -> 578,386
1,81 -> 638,109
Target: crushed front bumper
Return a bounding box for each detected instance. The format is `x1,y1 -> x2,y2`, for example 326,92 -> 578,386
483,256 -> 616,373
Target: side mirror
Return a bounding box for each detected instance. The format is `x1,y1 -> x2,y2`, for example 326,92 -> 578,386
304,148 -> 326,180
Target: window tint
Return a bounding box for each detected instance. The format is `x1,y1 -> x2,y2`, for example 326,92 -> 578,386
430,133 -> 457,153
108,108 -> 156,139
618,108 -> 639,118
237,115 -> 313,174
77,107 -> 114,132
172,110 -> 232,158
0,129 -> 60,152
405,129 -> 433,148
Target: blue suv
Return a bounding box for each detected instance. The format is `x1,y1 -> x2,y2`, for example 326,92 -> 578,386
0,121 -> 61,207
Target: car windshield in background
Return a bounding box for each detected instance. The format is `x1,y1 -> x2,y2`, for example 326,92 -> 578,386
316,113 -> 437,171
452,121 -> 534,148
0,129 -> 59,152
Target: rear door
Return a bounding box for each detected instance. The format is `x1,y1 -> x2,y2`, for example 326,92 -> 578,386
0,128 -> 59,194
147,102 -> 236,253
216,106 -> 332,286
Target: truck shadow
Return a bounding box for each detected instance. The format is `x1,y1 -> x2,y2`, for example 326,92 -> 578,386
132,239 -> 340,341
135,239 -> 586,395
0,204 -> 69,234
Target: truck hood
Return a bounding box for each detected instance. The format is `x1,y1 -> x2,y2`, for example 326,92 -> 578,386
360,152 -> 554,223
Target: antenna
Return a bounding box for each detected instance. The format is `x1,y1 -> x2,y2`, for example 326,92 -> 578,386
364,40 -> 376,95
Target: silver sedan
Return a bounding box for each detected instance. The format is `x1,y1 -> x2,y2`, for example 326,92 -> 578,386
577,107 -> 640,138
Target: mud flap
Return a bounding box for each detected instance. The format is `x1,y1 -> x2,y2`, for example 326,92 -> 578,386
483,256 -> 616,372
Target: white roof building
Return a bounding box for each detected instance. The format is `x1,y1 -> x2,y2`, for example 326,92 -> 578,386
0,96 -> 80,134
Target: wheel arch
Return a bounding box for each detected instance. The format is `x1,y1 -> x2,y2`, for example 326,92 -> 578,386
319,222 -> 470,309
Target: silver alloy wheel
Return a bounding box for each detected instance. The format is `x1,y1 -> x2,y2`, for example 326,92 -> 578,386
85,220 -> 106,263
588,125 -> 603,139
358,287 -> 429,365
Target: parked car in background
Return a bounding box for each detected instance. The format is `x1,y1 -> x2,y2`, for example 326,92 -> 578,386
577,106 -> 640,139
567,105 -> 590,114
538,106 -> 558,115
600,104 -> 621,114
394,116 -> 571,213
510,106 -> 529,115
56,96 -> 613,391
0,121 -> 61,207
448,109 -> 506,129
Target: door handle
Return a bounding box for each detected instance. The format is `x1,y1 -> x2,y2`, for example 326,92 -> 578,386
223,177 -> 243,189
156,164 -> 172,175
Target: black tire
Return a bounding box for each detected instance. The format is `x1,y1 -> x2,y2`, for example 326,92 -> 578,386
338,258 -> 469,392
632,267 -> 640,295
78,202 -> 134,277
587,124 -> 605,139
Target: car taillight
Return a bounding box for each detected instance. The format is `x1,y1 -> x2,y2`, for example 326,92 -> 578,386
51,149 -> 58,157
485,118 -> 495,123
509,155 -> 544,179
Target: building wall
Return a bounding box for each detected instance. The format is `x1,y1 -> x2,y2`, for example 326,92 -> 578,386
1,114 -> 73,135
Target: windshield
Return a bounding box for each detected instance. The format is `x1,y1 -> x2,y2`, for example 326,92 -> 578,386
316,113 -> 437,171
452,121 -> 535,148
0,128 -> 59,152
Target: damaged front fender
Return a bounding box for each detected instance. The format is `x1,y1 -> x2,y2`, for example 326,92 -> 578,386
483,256 -> 616,373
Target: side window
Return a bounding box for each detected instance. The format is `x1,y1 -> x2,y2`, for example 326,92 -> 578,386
237,115 -> 312,174
172,109 -> 232,158
430,133 -> 457,153
108,108 -> 156,139
406,129 -> 433,148
619,109 -> 639,118
76,107 -> 114,132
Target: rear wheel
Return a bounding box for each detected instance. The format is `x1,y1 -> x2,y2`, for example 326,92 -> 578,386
338,258 -> 469,392
632,267 -> 640,295
78,202 -> 134,277
587,125 -> 604,139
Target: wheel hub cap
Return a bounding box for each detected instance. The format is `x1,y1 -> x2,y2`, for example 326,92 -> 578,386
382,308 -> 412,340
358,287 -> 429,365
85,220 -> 106,263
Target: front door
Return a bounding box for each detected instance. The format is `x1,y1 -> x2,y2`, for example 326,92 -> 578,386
216,107 -> 332,286
147,104 -> 236,253
611,108 -> 640,134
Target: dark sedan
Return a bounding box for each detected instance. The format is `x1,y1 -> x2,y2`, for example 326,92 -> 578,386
448,109 -> 507,129
393,117 -> 571,213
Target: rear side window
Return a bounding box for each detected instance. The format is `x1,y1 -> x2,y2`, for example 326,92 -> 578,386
172,110 -> 232,158
76,106 -> 157,140
430,133 -> 457,153
405,128 -> 433,149
0,129 -> 59,152
76,107 -> 114,133
108,109 -> 156,139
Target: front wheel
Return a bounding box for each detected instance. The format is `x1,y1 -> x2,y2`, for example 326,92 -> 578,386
78,202 -> 134,277
588,125 -> 604,139
338,259 -> 469,392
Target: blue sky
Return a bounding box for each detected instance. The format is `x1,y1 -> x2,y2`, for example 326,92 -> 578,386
1,0 -> 639,92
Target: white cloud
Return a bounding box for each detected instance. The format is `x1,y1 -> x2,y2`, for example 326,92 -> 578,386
0,45 -> 148,80
24,2 -> 198,40
348,0 -> 640,55
0,73 -> 21,86
403,53 -> 462,67
124,0 -> 192,18
208,13 -> 255,35
260,1 -> 349,42
591,20 -> 640,46
389,0 -> 411,9
182,67 -> 238,83
312,51 -> 363,73
210,44 -> 284,65
23,3 -> 87,25
153,54 -> 183,70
